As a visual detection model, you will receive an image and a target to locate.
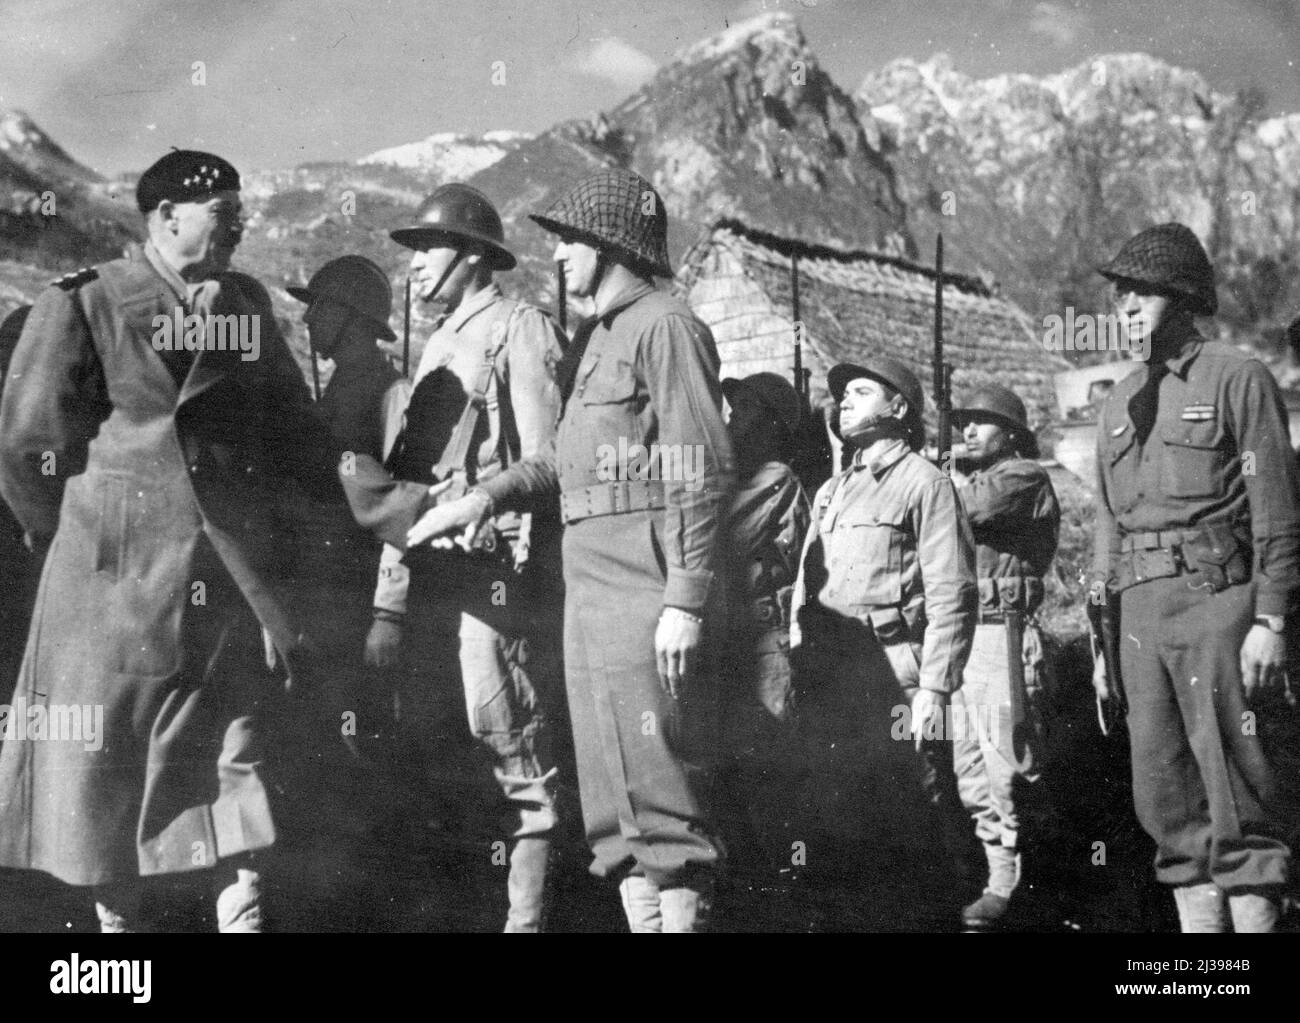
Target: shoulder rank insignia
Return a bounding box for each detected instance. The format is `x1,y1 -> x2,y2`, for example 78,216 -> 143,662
1181,404 -> 1216,422
52,267 -> 99,291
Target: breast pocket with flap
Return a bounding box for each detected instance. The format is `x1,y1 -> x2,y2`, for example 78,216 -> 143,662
1160,420 -> 1227,500
833,507 -> 907,607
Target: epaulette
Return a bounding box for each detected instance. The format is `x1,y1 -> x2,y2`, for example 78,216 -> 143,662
52,267 -> 98,291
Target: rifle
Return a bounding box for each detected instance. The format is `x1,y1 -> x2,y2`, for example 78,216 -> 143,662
309,348 -> 321,400
791,252 -> 806,400
402,276 -> 411,376
788,252 -> 832,491
556,261 -> 568,335
1087,581 -> 1126,736
932,234 -> 953,470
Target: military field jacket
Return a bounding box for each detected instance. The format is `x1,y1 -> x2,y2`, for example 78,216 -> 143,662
481,280 -> 736,613
1092,332 -> 1300,617
791,437 -> 977,694
957,455 -> 1060,614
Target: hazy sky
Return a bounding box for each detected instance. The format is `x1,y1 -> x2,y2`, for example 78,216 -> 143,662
2,0 -> 1297,176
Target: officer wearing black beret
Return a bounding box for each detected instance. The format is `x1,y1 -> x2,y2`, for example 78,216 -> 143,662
0,148 -> 337,932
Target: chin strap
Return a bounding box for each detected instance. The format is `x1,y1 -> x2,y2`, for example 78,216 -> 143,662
426,247 -> 467,304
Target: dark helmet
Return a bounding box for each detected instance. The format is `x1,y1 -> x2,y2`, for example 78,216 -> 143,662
829,357 -> 924,419
828,357 -> 925,449
953,383 -> 1039,458
287,255 -> 396,340
390,184 -> 516,271
1098,222 -> 1217,316
530,169 -> 673,278
721,372 -> 802,436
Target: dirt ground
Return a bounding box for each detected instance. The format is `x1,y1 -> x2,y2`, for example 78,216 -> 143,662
0,631 -> 1176,934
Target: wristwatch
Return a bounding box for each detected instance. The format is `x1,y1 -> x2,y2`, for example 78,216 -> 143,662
1253,615 -> 1285,634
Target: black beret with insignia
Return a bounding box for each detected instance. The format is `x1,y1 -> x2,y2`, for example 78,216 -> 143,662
136,149 -> 241,213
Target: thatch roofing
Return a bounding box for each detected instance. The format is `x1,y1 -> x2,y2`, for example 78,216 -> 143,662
678,218 -> 1067,431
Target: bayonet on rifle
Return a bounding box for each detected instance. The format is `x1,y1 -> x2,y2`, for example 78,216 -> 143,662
932,234 -> 952,469
791,252 -> 809,400
402,276 -> 411,377
556,261 -> 568,334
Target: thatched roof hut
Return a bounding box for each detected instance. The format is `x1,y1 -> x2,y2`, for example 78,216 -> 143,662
678,219 -> 1067,437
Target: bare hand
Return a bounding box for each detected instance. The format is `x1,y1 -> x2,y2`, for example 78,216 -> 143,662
364,618 -> 403,670
1240,624 -> 1287,702
910,688 -> 948,751
407,491 -> 489,550
655,607 -> 704,700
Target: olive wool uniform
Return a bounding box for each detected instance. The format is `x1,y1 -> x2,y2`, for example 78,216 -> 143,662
1093,331 -> 1300,892
482,280 -> 737,891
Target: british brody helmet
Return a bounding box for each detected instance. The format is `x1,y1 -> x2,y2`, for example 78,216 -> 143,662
530,169 -> 673,278
390,184 -> 516,271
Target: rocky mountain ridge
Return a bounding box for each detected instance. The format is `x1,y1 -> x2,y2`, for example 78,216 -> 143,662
1,13 -> 1296,374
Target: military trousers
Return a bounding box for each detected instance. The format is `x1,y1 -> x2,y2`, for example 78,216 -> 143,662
953,622 -> 1046,850
1119,575 -> 1298,890
562,510 -> 725,890
719,625 -> 805,870
403,557 -> 560,846
881,640 -> 968,840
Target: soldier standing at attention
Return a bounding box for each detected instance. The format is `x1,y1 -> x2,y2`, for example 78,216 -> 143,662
717,373 -> 811,887
1091,223 -> 1300,932
408,170 -> 736,932
339,184 -> 567,933
949,384 -> 1060,930
789,357 -> 976,907
285,256 -> 410,831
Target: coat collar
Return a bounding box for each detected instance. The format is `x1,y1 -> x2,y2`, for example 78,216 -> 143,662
443,282 -> 502,333
850,436 -> 910,478
594,280 -> 655,322
103,246 -> 248,410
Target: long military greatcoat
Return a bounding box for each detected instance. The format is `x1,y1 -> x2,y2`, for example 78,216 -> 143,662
0,245 -> 336,886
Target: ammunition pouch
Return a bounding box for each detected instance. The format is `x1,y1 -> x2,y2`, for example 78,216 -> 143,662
1113,523 -> 1251,593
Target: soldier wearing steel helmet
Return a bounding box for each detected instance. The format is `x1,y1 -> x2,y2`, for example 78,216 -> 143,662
948,382 -> 1060,930
717,373 -> 812,892
407,169 -> 736,932
338,184 -> 567,933
789,356 -> 977,909
279,256 -> 411,830
1090,223 -> 1300,933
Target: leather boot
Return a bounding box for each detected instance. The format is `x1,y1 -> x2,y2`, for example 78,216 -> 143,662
660,883 -> 714,933
504,836 -> 552,933
618,875 -> 663,932
1227,888 -> 1281,933
1172,882 -> 1230,933
962,844 -> 1019,930
94,883 -> 141,934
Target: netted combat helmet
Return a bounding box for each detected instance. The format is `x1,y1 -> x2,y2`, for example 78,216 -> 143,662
530,169 -> 673,278
1098,222 -> 1217,316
